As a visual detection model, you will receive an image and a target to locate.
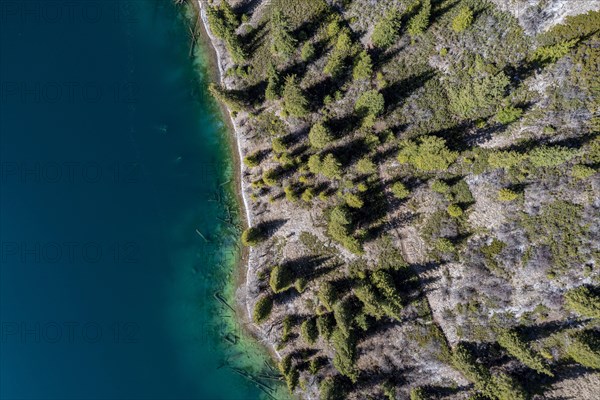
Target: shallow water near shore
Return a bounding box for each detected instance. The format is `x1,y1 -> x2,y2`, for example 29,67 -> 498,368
1,1 -> 283,399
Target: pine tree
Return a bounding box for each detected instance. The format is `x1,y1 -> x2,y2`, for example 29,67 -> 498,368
353,50 -> 373,80
283,75 -> 309,117
408,0 -> 431,38
321,153 -> 342,179
452,6 -> 474,33
355,90 -> 385,117
497,328 -> 553,376
265,63 -> 280,101
309,123 -> 333,149
209,83 -> 246,112
371,8 -> 401,48
270,9 -> 297,58
253,295 -> 273,324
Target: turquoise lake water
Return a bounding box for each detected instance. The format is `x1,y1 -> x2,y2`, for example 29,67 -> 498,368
0,1 -> 282,399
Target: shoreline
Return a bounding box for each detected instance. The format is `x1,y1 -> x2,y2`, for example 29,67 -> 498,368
191,0 -> 283,365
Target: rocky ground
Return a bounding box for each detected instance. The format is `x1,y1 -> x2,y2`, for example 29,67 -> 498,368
197,0 -> 600,398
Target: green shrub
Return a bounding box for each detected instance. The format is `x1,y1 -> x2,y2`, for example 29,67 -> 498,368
318,281 -> 338,311
270,264 -> 294,293
565,286 -> 600,318
242,227 -> 263,246
282,315 -> 293,342
410,387 -> 427,400
309,123 -> 333,149
355,157 -> 376,174
495,105 -> 523,124
431,179 -> 451,194
522,201 -> 587,272
528,145 -> 579,167
586,136 -> 600,163
301,188 -> 315,203
355,90 -> 385,117
308,154 -> 322,174
447,69 -> 509,120
319,376 -> 346,400
345,192 -> 364,209
301,41 -> 315,61
262,169 -> 278,186
243,152 -> 260,167
321,153 -> 343,179
452,180 -> 474,204
452,6 -> 474,33
538,10 -> 600,46
447,204 -> 463,218
353,50 -> 373,80
295,277 -> 308,293
407,0 -> 431,38
391,182 -> 410,199
253,295 -> 273,324
532,39 -> 578,64
317,313 -> 335,339
308,357 -> 321,374
497,329 -> 553,376
398,136 -> 458,172
435,238 -> 455,253
284,185 -> 299,202
567,330 -> 600,370
301,318 -> 319,344
371,8 -> 401,48
498,188 -> 518,201
488,150 -> 525,169
572,165 -> 596,179
490,373 -> 527,400
284,366 -> 299,392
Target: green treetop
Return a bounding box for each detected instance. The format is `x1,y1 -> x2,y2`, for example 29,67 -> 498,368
309,123 -> 333,149
321,153 -> 342,179
452,6 -> 474,33
353,50 -> 373,80
407,0 -> 431,38
372,8 -> 401,48
283,75 -> 309,117
397,136 -> 458,172
355,90 -> 385,117
565,286 -> 600,318
270,8 -> 297,58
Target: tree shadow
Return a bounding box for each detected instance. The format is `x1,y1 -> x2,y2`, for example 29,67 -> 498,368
255,219 -> 287,240
243,20 -> 268,56
381,70 -> 435,112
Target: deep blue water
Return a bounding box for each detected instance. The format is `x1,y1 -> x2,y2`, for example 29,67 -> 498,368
0,1 -> 277,399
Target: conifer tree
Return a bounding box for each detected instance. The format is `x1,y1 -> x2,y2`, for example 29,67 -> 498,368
283,75 -> 309,117
321,153 -> 342,179
271,9 -> 297,58
372,8 -> 401,48
408,0 -> 431,38
309,123 -> 333,149
452,6 -> 474,33
265,62 -> 280,101
353,50 -> 373,80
